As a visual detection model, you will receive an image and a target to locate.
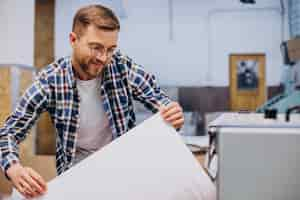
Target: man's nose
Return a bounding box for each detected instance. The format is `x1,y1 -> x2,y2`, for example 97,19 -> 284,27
96,52 -> 107,63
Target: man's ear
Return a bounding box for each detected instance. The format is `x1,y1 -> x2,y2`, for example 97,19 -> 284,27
69,32 -> 78,47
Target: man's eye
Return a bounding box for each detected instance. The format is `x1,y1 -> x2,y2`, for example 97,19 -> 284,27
108,48 -> 116,53
93,46 -> 101,51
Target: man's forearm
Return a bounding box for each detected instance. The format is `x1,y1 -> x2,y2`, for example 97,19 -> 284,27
0,132 -> 20,179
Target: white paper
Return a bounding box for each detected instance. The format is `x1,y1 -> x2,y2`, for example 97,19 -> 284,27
15,113 -> 216,200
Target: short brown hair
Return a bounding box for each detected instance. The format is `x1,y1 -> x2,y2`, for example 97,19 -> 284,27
72,4 -> 120,36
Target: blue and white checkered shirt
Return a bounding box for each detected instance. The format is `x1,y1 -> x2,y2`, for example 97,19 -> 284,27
0,51 -> 171,176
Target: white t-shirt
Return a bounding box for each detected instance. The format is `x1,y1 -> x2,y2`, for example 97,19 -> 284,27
74,77 -> 112,164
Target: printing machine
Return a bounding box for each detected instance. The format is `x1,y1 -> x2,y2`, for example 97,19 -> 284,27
206,112 -> 300,200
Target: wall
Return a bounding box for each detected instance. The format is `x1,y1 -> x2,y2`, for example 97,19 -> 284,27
55,0 -> 285,86
0,0 -> 34,65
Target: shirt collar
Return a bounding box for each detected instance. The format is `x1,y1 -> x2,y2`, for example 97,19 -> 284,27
65,53 -> 118,88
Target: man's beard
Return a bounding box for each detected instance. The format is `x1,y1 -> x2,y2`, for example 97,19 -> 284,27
79,59 -> 103,78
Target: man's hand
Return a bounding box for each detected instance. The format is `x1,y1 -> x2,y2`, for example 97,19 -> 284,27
160,101 -> 184,130
6,163 -> 47,199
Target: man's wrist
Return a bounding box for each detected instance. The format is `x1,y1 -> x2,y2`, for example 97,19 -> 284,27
5,160 -> 20,180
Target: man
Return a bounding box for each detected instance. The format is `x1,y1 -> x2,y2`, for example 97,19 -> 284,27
0,4 -> 184,198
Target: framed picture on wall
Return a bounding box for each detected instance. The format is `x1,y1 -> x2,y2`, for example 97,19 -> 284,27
229,53 -> 266,111
236,58 -> 259,90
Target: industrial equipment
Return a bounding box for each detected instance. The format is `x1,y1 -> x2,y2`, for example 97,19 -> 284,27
206,112 -> 300,200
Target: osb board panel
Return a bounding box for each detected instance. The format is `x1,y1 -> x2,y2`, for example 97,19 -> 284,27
0,67 -> 13,194
19,70 -> 34,95
0,172 -> 12,195
35,0 -> 56,155
0,68 -> 11,127
0,68 -> 56,195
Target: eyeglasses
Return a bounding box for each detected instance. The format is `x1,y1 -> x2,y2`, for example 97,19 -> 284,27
88,44 -> 116,58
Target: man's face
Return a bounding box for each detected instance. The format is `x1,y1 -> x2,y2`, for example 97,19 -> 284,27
70,25 -> 119,79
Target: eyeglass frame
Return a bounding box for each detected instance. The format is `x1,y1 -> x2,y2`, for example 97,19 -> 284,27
87,43 -> 117,58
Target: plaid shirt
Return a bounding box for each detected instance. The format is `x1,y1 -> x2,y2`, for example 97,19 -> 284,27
0,51 -> 171,176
